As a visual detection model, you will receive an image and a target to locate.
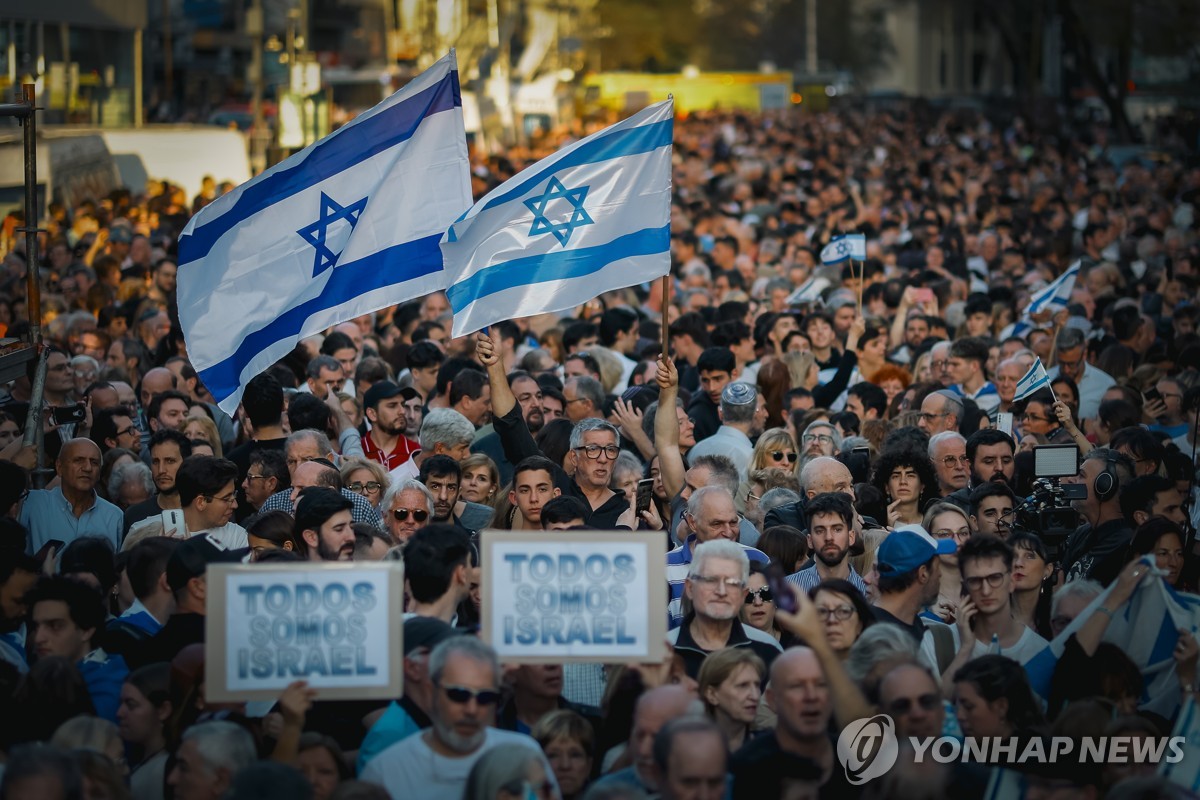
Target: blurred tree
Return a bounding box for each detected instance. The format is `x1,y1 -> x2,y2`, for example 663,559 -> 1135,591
974,0 -> 1200,143
761,0 -> 894,79
596,0 -> 700,71
595,0 -> 893,77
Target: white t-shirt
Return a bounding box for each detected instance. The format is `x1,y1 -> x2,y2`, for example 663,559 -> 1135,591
191,522 -> 249,550
361,728 -> 552,800
949,623 -> 1049,665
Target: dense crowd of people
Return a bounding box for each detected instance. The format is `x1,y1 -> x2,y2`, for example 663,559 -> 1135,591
0,102 -> 1199,800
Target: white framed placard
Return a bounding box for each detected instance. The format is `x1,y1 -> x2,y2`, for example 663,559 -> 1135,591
205,561 -> 404,702
480,529 -> 667,663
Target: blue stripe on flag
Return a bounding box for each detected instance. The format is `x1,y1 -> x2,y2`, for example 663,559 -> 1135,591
479,120 -> 673,212
446,224 -> 670,311
1149,610 -> 1181,665
178,71 -> 460,267
197,234 -> 444,400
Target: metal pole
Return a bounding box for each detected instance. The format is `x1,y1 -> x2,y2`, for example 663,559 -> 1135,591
806,0 -> 818,76
17,83 -> 48,484
134,28 -> 144,127
20,84 -> 40,348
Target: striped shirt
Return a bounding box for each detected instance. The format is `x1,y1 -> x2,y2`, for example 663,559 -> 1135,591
667,534 -> 769,628
785,562 -> 868,596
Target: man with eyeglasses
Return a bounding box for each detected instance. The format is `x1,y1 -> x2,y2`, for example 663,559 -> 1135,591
938,535 -> 1051,693
785,492 -> 867,595
1047,326 -> 1114,420
668,539 -> 782,680
798,420 -> 840,470
877,662 -> 945,739
929,431 -> 969,497
928,340 -> 954,388
479,333 -> 630,530
240,448 -> 286,515
917,390 -> 962,437
685,383 -> 763,480
90,405 -> 142,456
361,636 -> 555,800
175,456 -> 249,548
259,458 -> 384,529
561,375 -> 604,423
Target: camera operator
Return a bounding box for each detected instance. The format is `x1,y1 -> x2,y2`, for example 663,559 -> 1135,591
1060,449 -> 1136,587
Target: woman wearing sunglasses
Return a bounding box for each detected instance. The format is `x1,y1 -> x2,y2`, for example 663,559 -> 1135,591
748,428 -> 800,477
740,564 -> 803,648
808,578 -> 875,661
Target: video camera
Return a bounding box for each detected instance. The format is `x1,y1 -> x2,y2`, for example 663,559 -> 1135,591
1010,444 -> 1086,561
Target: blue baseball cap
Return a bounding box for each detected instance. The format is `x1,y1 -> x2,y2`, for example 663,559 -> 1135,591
876,524 -> 957,577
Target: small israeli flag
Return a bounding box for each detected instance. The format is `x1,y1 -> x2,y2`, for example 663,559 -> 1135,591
1024,261 -> 1080,318
1012,358 -> 1052,404
177,53 -> 472,414
441,99 -> 674,337
819,233 -> 866,265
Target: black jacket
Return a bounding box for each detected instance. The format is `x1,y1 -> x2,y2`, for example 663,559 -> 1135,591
667,613 -> 782,681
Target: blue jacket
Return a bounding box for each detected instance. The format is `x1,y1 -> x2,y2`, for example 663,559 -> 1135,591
79,650 -> 130,723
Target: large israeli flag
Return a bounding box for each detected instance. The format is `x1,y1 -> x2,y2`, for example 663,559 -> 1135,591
177,53 -> 472,414
440,99 -> 674,337
1030,559 -> 1200,722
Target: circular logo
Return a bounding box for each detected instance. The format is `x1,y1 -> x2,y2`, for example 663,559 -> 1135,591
836,714 -> 899,785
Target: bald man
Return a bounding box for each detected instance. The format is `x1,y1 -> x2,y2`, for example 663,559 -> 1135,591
762,456 -> 860,531
731,647 -> 851,798
590,685 -> 701,795
19,438 -> 123,554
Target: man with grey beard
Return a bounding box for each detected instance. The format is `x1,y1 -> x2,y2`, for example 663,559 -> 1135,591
360,637 -> 556,800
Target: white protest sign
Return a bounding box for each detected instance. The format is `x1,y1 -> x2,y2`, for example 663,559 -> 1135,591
206,562 -> 404,701
480,530 -> 667,663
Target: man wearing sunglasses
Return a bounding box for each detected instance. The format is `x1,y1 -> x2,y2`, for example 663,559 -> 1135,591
383,479 -> 436,543
877,662 -> 945,739
361,636 -> 555,800
938,535 -> 1051,695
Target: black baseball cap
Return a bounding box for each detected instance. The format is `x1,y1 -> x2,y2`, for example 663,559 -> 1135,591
165,534 -> 246,591
363,380 -> 419,411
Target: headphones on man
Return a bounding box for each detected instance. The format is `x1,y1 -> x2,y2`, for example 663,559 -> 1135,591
1093,451 -> 1121,503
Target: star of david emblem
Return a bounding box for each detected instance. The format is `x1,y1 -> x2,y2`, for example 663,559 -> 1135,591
296,192 -> 369,278
524,176 -> 594,247
833,240 -> 850,256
